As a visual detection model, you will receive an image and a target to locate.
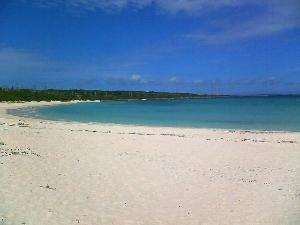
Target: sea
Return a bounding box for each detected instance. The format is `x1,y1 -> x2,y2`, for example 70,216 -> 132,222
8,96 -> 300,132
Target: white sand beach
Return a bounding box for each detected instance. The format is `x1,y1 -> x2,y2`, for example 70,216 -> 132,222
0,102 -> 299,225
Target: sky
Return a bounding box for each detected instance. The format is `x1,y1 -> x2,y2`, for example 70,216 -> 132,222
0,0 -> 299,95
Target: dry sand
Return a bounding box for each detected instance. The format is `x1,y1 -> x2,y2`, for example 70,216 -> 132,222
0,102 -> 299,225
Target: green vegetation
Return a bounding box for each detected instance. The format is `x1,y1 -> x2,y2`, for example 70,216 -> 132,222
0,87 -> 220,102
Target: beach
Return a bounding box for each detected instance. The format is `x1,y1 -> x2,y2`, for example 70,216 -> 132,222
0,102 -> 299,225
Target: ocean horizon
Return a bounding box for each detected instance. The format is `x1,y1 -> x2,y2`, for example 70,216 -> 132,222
8,96 -> 300,132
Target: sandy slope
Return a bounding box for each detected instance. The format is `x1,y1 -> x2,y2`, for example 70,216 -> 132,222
0,102 -> 299,225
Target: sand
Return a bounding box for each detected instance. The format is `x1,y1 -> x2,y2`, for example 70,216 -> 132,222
0,101 -> 299,225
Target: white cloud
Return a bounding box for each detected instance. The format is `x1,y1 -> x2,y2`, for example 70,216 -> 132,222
30,0 -> 250,14
1,48 -> 298,91
129,74 -> 147,83
193,79 -> 204,85
28,0 -> 300,43
0,47 -> 148,88
169,76 -> 178,82
185,0 -> 300,43
130,74 -> 141,81
168,76 -> 184,85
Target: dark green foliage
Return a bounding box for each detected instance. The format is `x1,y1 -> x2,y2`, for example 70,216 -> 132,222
0,87 -> 219,102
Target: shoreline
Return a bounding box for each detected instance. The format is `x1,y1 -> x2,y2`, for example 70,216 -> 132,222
0,101 -> 299,225
2,101 -> 300,134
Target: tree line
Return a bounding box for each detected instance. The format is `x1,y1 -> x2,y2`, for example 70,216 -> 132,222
0,87 -> 217,102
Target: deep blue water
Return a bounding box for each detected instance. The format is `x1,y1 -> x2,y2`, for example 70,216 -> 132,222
10,97 -> 300,131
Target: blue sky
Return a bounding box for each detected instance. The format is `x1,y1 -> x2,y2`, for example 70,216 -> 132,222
0,0 -> 299,94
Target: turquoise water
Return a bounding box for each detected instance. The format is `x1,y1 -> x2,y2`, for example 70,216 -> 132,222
10,96 -> 300,131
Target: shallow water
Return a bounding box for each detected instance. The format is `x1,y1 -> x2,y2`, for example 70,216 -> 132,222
9,96 -> 300,131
